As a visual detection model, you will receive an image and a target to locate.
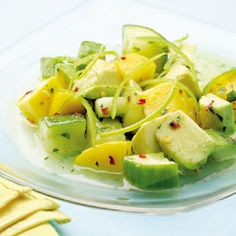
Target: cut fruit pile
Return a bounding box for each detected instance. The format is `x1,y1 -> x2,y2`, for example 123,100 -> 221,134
0,176 -> 70,235
17,24 -> 236,190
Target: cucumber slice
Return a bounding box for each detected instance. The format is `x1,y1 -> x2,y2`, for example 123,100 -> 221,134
38,115 -> 86,156
206,129 -> 236,161
122,25 -> 168,73
95,97 -> 127,118
78,41 -> 105,58
123,153 -> 179,190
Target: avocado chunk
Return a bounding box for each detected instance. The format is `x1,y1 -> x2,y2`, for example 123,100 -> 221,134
206,129 -> 236,161
38,115 -> 86,156
155,110 -> 215,170
95,97 -> 127,118
131,119 -> 161,154
73,59 -> 121,99
123,153 -> 179,190
199,93 -> 235,134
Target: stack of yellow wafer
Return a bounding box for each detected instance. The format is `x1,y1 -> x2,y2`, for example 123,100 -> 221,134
0,177 -> 70,236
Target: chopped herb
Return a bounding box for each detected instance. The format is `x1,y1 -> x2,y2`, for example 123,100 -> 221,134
179,89 -> 183,94
70,169 -> 75,173
161,109 -> 168,115
157,124 -> 162,129
100,103 -> 104,108
49,88 -> 54,94
61,132 -> 71,139
109,155 -> 115,165
227,90 -> 236,102
44,156 -> 49,160
52,148 -> 59,153
133,46 -> 140,52
95,161 -> 99,167
40,101 -> 44,106
148,41 -> 154,44
76,63 -> 87,71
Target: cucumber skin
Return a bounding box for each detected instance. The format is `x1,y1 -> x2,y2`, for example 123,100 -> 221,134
123,158 -> 179,190
39,115 -> 86,155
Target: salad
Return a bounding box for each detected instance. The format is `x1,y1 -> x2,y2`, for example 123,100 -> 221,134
17,25 -> 236,190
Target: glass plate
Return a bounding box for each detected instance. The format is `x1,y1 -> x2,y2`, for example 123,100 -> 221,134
0,0 -> 236,214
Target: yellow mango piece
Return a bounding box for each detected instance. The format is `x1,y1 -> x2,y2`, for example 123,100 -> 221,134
140,80 -> 199,122
115,53 -> 156,82
74,141 -> 131,173
49,90 -> 85,116
17,74 -> 68,124
203,69 -> 236,120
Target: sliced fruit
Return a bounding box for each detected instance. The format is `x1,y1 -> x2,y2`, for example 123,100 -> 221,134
203,69 -> 236,119
38,115 -> 86,155
199,93 -> 235,134
114,53 -> 156,82
73,59 -> 121,99
78,41 -> 105,58
140,80 -> 199,122
155,110 -> 215,170
206,129 -> 236,161
95,97 -> 127,118
122,24 -> 168,73
17,74 -> 68,124
49,89 -> 85,116
123,153 -> 179,190
131,119 -> 161,154
74,141 -> 131,173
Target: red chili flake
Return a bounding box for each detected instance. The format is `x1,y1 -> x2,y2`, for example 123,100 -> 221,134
109,155 -> 115,165
101,107 -> 109,116
206,100 -> 214,111
73,87 -> 79,92
25,90 -> 33,96
169,121 -> 181,129
137,98 -> 146,105
121,56 -> 126,60
54,112 -> 61,116
138,154 -> 147,159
